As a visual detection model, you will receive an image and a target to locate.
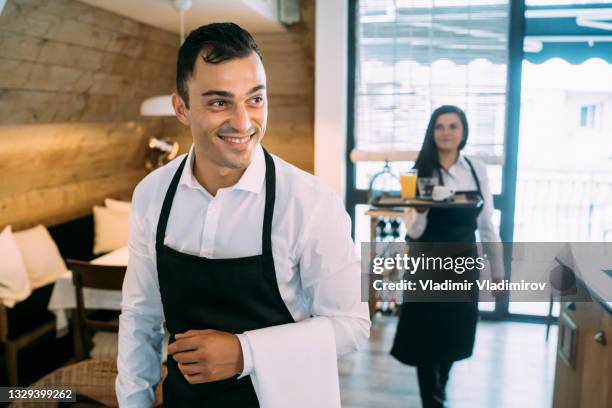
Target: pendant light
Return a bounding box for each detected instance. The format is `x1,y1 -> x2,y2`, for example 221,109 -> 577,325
140,0 -> 192,116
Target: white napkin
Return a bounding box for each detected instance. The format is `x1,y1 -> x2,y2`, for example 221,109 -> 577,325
245,317 -> 341,408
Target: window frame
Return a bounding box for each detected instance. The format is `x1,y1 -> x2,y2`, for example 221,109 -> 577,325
346,0 -> 551,323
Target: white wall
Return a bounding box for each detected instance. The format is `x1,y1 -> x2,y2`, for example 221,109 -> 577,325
314,0 -> 348,200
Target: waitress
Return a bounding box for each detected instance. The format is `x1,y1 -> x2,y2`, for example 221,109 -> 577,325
390,105 -> 503,408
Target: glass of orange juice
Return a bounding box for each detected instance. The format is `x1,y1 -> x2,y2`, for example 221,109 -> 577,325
400,169 -> 418,199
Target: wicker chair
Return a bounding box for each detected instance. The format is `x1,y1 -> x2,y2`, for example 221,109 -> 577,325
9,358 -> 166,407
9,260 -> 167,407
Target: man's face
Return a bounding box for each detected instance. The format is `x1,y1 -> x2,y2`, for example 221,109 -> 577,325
174,51 -> 267,170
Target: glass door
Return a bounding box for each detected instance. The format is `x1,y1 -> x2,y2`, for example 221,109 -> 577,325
508,0 -> 612,317
348,0 -> 512,317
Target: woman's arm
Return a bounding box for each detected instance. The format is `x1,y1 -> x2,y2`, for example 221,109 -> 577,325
403,208 -> 429,240
474,161 -> 505,280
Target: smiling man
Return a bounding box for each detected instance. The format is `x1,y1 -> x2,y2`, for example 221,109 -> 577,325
115,23 -> 370,407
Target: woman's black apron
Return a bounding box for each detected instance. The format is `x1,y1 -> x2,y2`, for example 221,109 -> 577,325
391,157 -> 483,365
155,149 -> 295,407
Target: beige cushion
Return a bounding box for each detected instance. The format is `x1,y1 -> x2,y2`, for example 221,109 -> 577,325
93,206 -> 130,255
104,198 -> 132,212
13,224 -> 68,290
0,226 -> 31,307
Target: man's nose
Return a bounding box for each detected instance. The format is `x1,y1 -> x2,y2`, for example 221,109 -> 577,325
229,104 -> 253,134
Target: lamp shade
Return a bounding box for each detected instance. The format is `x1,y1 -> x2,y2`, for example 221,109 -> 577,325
140,95 -> 175,116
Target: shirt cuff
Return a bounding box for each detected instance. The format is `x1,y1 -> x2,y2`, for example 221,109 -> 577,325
237,333 -> 254,378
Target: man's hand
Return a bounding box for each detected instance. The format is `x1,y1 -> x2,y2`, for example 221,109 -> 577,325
167,329 -> 244,384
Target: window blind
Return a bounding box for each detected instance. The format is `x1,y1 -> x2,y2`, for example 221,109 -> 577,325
355,0 -> 511,158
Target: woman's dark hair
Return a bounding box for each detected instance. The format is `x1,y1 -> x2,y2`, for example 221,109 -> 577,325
413,105 -> 469,178
176,22 -> 263,109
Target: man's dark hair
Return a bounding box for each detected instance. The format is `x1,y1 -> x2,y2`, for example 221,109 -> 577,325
176,22 -> 263,109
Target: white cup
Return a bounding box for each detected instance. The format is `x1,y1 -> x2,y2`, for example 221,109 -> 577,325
432,186 -> 455,201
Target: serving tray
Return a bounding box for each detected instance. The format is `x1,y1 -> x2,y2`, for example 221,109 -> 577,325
369,192 -> 483,210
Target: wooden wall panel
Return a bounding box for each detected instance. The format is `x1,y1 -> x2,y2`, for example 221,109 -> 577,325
0,0 -> 316,229
255,0 -> 315,174
0,121 -> 157,229
0,0 -> 178,229
0,0 -> 177,125
0,169 -> 145,229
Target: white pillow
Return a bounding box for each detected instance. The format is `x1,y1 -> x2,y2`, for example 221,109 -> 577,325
0,226 -> 31,307
93,206 -> 130,255
104,198 -> 132,212
13,225 -> 68,290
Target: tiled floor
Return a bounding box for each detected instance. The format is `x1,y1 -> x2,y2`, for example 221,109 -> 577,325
339,316 -> 558,408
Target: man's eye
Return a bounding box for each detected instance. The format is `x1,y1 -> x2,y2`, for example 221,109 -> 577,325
251,96 -> 263,104
210,100 -> 227,107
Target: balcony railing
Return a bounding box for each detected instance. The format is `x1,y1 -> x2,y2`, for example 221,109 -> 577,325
513,168 -> 612,242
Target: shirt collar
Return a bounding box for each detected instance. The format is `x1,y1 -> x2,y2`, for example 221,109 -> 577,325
441,153 -> 470,176
456,153 -> 471,170
178,144 -> 266,194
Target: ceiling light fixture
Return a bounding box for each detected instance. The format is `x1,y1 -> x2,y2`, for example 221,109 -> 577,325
140,0 -> 192,117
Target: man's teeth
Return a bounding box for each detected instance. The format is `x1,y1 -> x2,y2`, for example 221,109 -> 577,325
221,135 -> 250,143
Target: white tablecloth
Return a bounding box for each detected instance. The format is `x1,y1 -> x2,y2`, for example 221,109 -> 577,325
48,247 -> 128,336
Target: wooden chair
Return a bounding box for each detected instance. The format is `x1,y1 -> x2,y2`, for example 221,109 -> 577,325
0,285 -> 57,386
11,260 -> 165,407
66,259 -> 126,361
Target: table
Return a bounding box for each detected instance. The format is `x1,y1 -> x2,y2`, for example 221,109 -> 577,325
365,209 -> 404,317
48,247 -> 128,336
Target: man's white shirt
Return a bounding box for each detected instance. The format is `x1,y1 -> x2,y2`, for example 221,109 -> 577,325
115,144 -> 370,407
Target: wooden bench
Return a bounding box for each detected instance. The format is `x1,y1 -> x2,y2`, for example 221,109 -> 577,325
1,215 -> 95,386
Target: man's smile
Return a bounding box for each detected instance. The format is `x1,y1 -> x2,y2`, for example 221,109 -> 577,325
218,132 -> 255,147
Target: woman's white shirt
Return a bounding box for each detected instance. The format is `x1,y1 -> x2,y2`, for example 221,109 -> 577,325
404,155 -> 504,279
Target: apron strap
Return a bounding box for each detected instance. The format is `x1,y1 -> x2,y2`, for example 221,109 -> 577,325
435,156 -> 481,195
463,156 -> 482,196
262,148 -> 276,257
156,155 -> 189,248
437,167 -> 445,186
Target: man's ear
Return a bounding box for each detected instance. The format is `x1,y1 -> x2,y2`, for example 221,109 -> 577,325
172,93 -> 190,126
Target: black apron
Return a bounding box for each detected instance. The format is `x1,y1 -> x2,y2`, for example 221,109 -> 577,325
156,149 -> 295,407
391,157 -> 483,365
